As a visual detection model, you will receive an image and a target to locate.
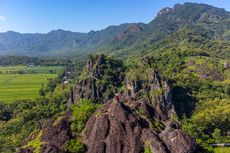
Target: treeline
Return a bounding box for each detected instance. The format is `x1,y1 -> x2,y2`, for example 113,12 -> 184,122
0,70 -> 58,74
0,55 -> 73,66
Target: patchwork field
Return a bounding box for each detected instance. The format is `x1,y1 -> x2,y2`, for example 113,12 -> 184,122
0,66 -> 62,103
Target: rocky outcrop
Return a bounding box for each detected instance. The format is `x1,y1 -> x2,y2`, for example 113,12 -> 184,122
75,55 -> 197,153
72,54 -> 124,104
40,117 -> 71,153
114,24 -> 144,41
125,68 -> 175,119
72,55 -> 175,119
83,99 -> 197,153
224,61 -> 230,69
159,122 -> 197,153
20,55 -> 197,153
194,62 -> 224,81
18,117 -> 72,153
157,7 -> 173,16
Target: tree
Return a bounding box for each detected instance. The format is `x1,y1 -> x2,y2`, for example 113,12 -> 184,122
212,128 -> 222,143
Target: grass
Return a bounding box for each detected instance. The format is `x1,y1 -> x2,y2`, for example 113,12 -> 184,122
214,147 -> 230,153
0,65 -> 62,74
0,66 -> 62,103
144,141 -> 152,153
0,74 -> 56,103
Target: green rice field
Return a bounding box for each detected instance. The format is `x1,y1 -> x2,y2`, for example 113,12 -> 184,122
214,147 -> 230,153
0,66 -> 62,103
0,65 -> 62,74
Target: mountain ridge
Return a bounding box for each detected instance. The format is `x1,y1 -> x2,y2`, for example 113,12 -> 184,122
0,2 -> 229,57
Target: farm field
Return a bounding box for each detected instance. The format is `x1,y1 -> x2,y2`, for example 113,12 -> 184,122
0,66 -> 63,103
0,65 -> 62,74
214,147 -> 230,153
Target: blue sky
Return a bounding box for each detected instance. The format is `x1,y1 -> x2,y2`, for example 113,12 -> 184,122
0,0 -> 229,33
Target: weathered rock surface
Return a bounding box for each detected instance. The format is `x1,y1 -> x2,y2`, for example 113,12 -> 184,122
159,122 -> 197,153
40,117 -> 71,153
17,148 -> 33,153
18,117 -> 71,153
72,54 -> 175,119
125,69 -> 175,119
72,54 -> 124,103
70,55 -> 197,153
83,100 -> 197,153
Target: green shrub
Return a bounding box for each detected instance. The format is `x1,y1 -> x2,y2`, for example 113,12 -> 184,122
23,130 -> 43,153
154,119 -> 165,131
71,99 -> 98,133
67,139 -> 85,153
144,141 -> 152,153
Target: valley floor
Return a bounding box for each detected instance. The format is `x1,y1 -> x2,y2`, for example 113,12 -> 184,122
0,66 -> 62,103
214,147 -> 230,153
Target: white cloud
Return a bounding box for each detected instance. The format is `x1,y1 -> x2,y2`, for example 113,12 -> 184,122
0,16 -> 5,21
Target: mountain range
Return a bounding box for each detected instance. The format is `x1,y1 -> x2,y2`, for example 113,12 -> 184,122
0,2 -> 229,57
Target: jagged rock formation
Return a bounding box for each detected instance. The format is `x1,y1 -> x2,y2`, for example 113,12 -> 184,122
72,55 -> 175,120
159,122 -> 197,153
18,117 -> 72,153
83,100 -> 197,153
125,68 -> 175,119
20,55 -> 198,153
40,117 -> 71,153
72,54 -> 124,103
74,55 -> 197,153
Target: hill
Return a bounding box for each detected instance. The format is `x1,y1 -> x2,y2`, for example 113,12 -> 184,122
0,3 -> 229,58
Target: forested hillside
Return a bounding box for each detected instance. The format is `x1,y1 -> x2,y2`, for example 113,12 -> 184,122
0,3 -> 229,58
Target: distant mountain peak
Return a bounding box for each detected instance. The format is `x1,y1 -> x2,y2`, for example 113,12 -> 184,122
48,29 -> 74,35
0,3 -> 229,57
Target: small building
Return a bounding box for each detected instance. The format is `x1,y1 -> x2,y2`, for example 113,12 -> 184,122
63,81 -> 69,84
27,64 -> 35,67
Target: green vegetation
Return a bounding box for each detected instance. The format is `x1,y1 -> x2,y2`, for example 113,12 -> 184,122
214,147 -> 230,153
0,2 -> 230,152
0,66 -> 62,74
70,99 -> 98,133
66,139 -> 85,153
78,55 -> 124,103
182,99 -> 230,144
0,55 -> 72,66
0,74 -> 56,103
67,99 -> 98,153
144,141 -> 152,153
23,130 -> 43,153
0,68 -> 71,152
0,66 -> 63,103
154,118 -> 165,131
123,24 -> 230,150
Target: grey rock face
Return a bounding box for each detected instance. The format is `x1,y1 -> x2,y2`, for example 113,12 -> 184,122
125,69 -> 175,119
72,54 -> 124,104
83,100 -> 197,153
